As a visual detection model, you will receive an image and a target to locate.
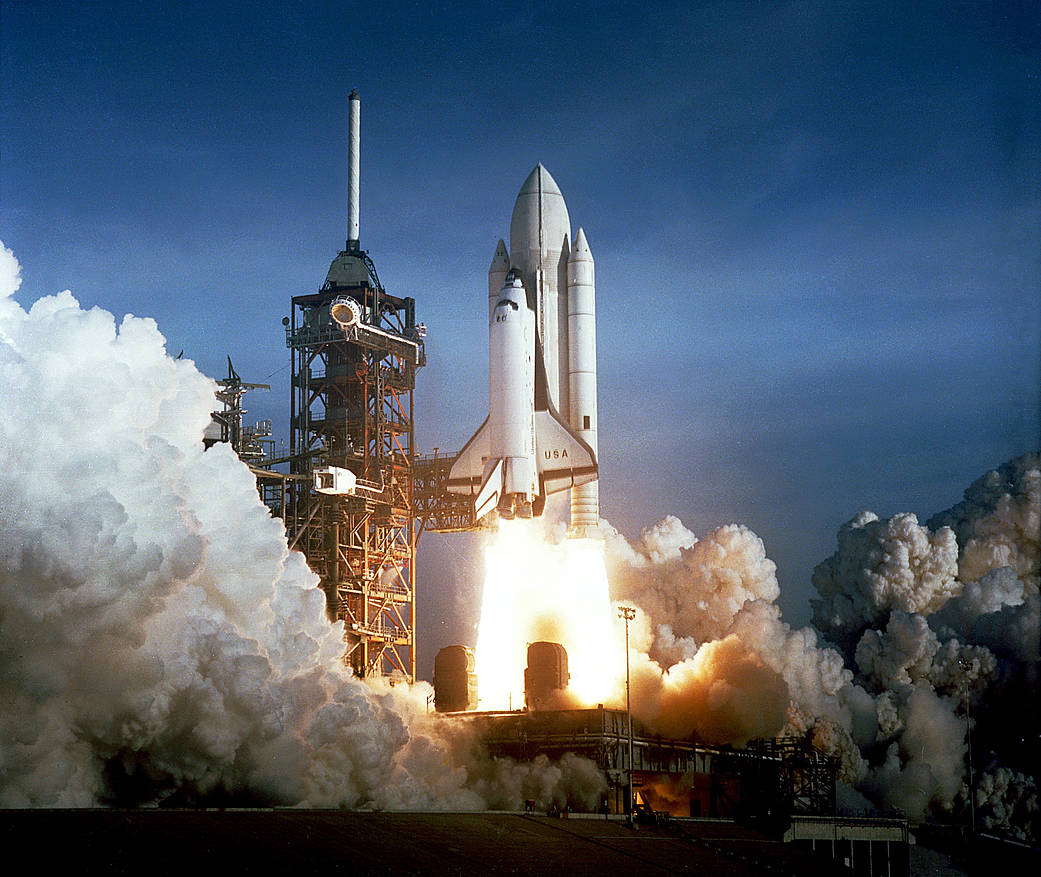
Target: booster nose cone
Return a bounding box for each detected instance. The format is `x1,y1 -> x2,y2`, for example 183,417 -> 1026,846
568,227 -> 592,265
489,239 -> 510,275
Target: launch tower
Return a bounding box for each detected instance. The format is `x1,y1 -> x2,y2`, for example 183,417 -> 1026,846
283,91 -> 425,680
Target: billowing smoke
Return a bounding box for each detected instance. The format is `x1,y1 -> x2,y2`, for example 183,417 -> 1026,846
604,519 -> 873,783
602,449 -> 1039,840
810,512 -> 961,651
629,634 -> 791,746
4,241 -> 1037,839
0,243 -> 602,811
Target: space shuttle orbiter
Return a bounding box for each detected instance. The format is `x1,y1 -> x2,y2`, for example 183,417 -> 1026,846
446,275 -> 597,520
447,165 -> 600,530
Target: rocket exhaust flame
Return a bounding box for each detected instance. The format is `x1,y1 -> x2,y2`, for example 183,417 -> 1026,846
473,521 -> 622,710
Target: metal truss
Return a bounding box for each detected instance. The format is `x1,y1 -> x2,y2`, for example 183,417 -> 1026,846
282,265 -> 424,681
413,453 -> 481,534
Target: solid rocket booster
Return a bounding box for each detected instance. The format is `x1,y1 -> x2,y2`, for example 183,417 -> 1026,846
448,165 -> 601,533
567,227 -> 598,531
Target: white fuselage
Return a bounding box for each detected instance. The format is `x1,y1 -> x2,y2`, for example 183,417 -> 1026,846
489,279 -> 537,506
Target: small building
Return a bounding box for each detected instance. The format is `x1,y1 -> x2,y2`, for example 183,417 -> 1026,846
785,814 -> 913,876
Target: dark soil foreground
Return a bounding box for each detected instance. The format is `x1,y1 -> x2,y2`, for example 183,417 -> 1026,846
1,809 -> 842,876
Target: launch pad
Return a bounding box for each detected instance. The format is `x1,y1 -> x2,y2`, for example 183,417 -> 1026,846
443,706 -> 838,821
194,93 -> 938,876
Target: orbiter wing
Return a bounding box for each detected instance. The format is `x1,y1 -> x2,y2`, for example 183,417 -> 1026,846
445,416 -> 489,496
445,419 -> 506,520
533,409 -> 598,496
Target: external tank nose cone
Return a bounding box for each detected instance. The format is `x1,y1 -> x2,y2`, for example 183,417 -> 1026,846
509,164 -> 572,264
517,163 -> 563,199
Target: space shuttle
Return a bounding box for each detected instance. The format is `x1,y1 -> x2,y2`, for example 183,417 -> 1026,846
447,165 -> 600,534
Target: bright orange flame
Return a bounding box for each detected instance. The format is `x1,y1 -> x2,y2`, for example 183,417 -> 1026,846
474,520 -> 624,710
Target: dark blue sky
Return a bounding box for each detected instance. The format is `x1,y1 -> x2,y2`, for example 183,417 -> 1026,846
3,0 -> 1038,652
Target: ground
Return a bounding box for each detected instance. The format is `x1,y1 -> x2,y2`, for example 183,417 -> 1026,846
4,810 -> 1037,874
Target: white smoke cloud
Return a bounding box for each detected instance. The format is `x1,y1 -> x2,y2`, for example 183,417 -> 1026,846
725,600 -> 871,738
855,611 -> 939,691
811,511 -> 961,646
468,752 -> 607,812
861,687 -> 967,818
808,453 -> 1040,828
725,600 -> 875,783
603,453 -> 1038,831
605,519 -> 780,661
975,767 -> 1040,842
854,610 -> 998,703
626,634 -> 790,746
929,453 -> 1041,594
0,245 -> 600,809
933,565 -> 1025,627
603,518 -> 873,781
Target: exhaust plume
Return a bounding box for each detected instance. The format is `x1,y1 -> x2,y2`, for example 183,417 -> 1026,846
600,452 -> 1038,839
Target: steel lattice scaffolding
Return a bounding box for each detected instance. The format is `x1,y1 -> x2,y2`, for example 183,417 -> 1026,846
466,710 -> 838,820
413,452 -> 479,534
283,247 -> 425,680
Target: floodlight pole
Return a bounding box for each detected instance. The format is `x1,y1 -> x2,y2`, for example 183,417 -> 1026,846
959,659 -> 975,835
618,606 -> 636,824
